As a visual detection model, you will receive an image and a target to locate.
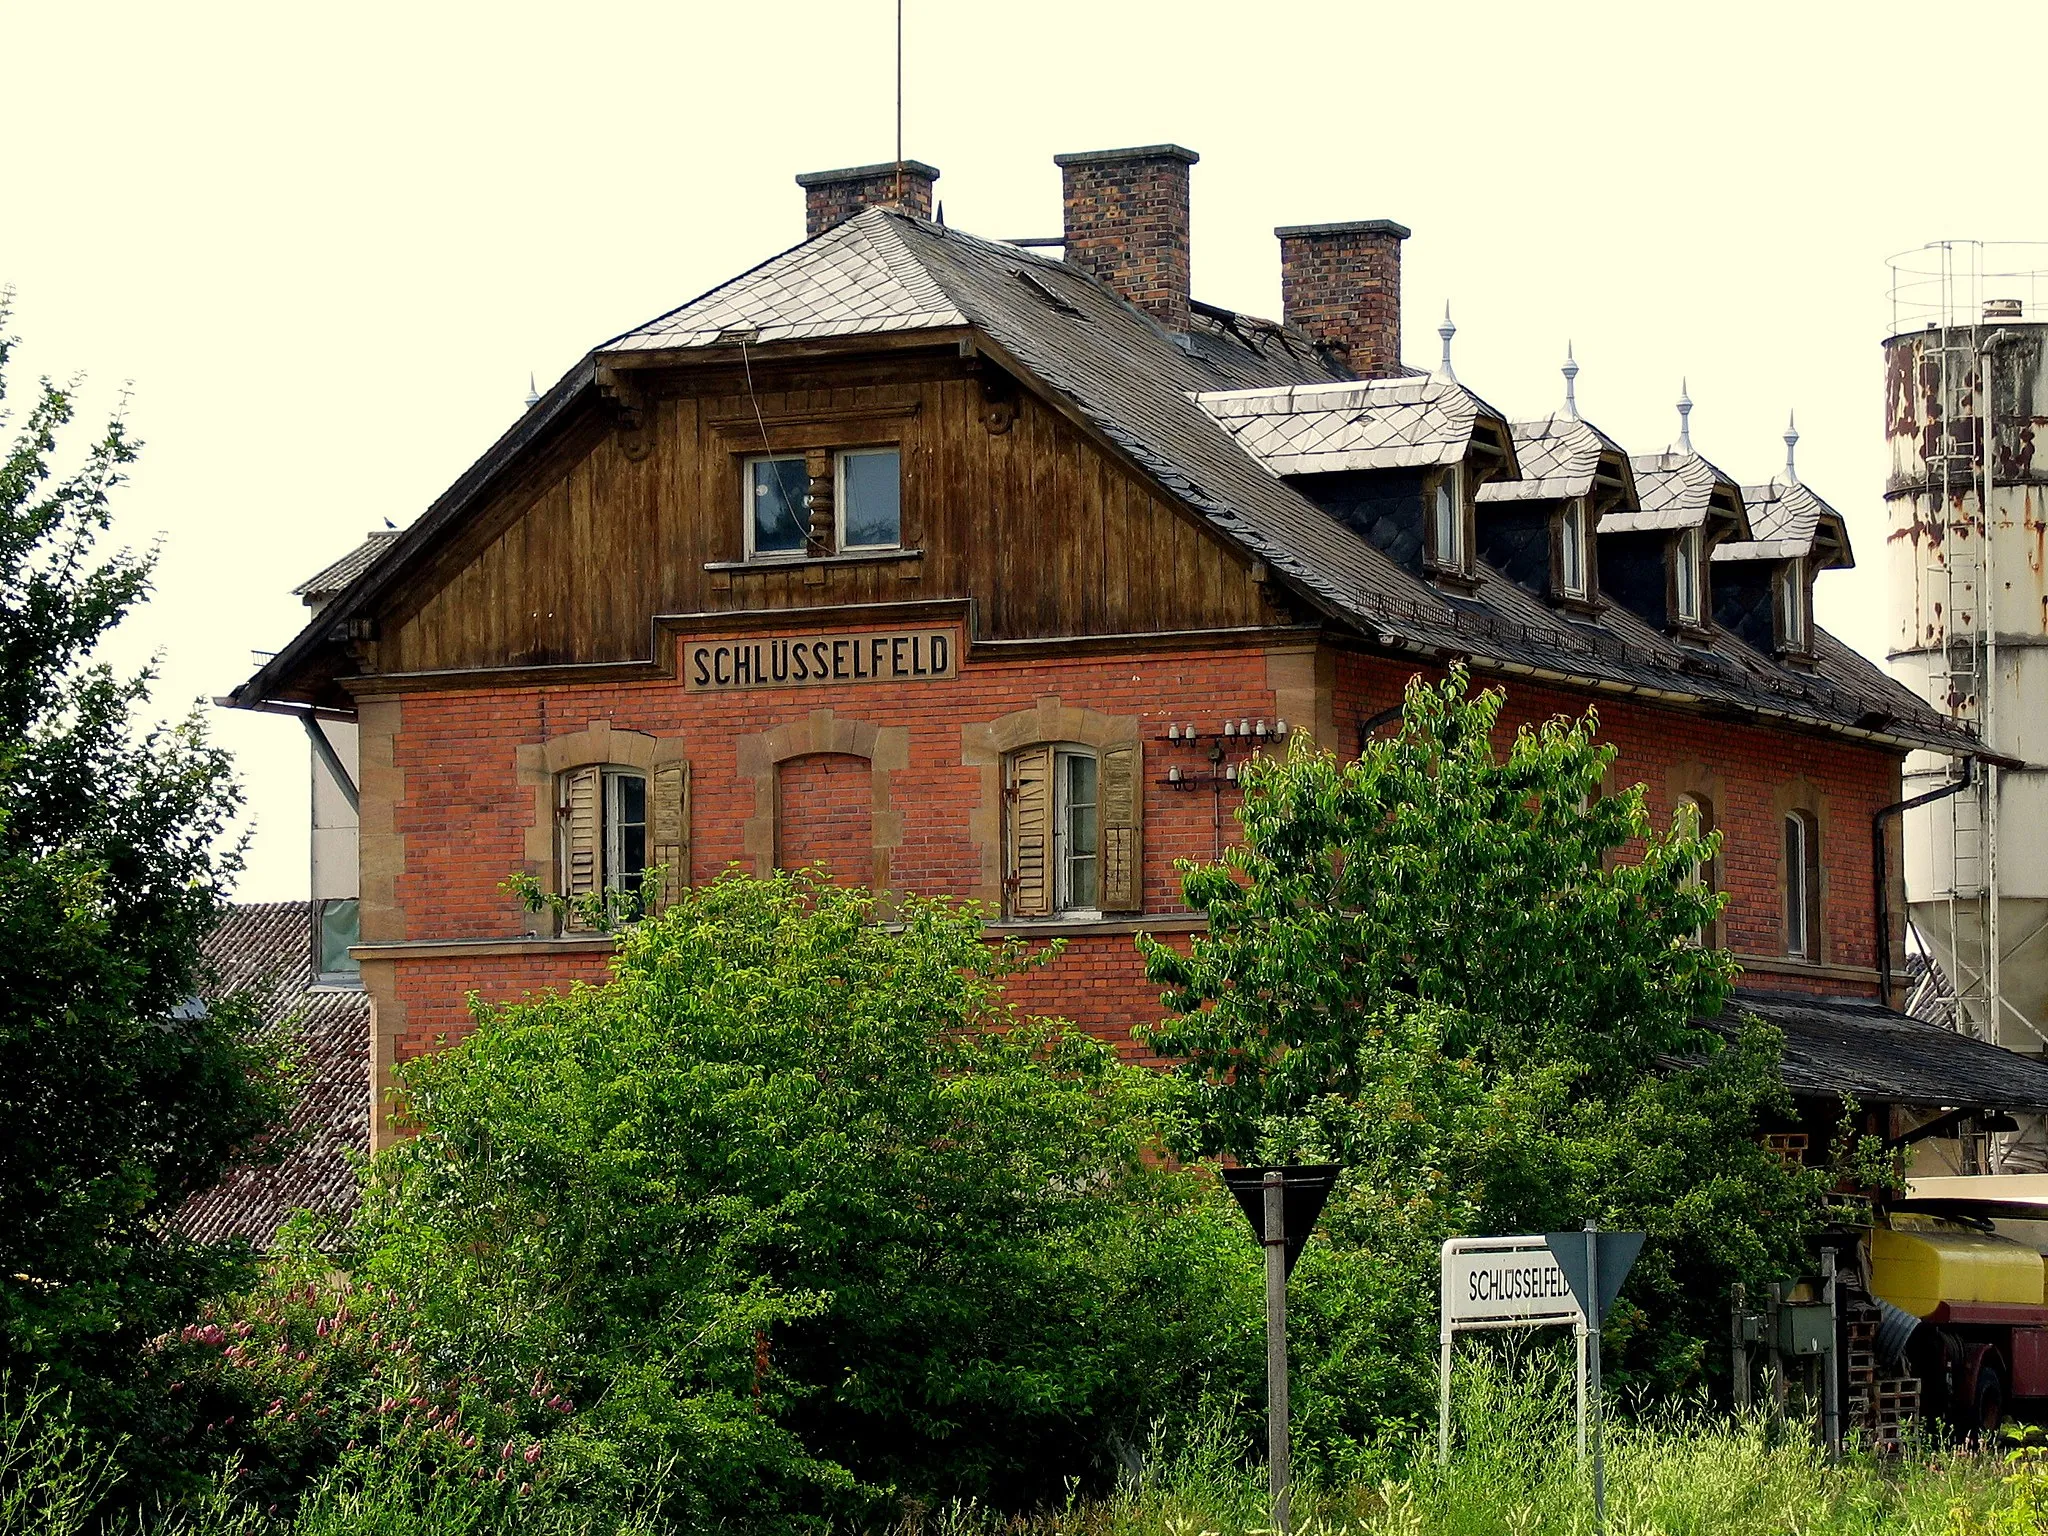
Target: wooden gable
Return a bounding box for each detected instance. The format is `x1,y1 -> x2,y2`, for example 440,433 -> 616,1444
371,351 -> 1290,677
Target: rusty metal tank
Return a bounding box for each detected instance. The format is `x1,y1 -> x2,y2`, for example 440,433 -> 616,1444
1886,244 -> 2048,1122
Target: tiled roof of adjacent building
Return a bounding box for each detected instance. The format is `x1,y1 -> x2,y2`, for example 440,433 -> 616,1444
174,902 -> 367,1248
294,530 -> 401,604
1731,989 -> 2048,1113
234,205 -> 1976,759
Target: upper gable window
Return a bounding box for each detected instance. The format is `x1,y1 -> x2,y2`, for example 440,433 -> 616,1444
1674,527 -> 1704,626
1777,557 -> 1808,651
1559,497 -> 1589,599
745,449 -> 902,559
747,456 -> 812,558
1431,465 -> 1465,574
838,448 -> 902,551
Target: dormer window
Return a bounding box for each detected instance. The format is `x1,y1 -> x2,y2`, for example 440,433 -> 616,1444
1777,557 -> 1808,652
1674,527 -> 1703,627
1559,497 -> 1589,599
1431,465 -> 1465,574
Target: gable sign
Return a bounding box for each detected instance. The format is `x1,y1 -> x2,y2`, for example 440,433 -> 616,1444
686,629 -> 957,692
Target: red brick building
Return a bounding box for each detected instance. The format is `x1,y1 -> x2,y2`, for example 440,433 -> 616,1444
230,146 -> 2048,1154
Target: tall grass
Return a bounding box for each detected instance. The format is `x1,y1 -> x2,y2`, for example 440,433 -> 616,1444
2,1359 -> 2033,1536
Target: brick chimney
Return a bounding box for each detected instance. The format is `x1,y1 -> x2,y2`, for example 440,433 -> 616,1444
796,160 -> 940,238
1275,219 -> 1411,377
1054,144 -> 1198,330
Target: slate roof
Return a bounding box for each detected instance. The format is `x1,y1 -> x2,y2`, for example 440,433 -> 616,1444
1606,449 -> 1750,535
1193,374 -> 1509,475
1731,989 -> 2048,1112
1716,479 -> 1852,567
1477,413 -> 1633,504
294,530 -> 401,605
233,204 -> 1975,759
606,210 -> 968,351
174,903 -> 367,1248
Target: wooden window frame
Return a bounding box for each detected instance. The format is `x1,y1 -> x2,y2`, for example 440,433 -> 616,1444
1052,746 -> 1101,917
1673,526 -> 1705,629
743,454 -> 813,562
1777,556 -> 1810,654
834,447 -> 904,553
1558,496 -> 1589,600
1428,463 -> 1467,577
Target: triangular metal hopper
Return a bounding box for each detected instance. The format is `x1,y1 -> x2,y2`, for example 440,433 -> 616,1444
1220,1164 -> 1343,1278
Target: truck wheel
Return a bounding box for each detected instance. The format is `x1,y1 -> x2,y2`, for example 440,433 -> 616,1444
1974,1364 -> 2006,1436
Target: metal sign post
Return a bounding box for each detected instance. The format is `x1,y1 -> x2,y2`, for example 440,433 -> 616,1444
1440,1226 -> 1642,1536
1221,1165 -> 1341,1536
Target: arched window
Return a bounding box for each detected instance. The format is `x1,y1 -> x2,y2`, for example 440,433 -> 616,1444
1784,810 -> 1822,959
1004,742 -> 1140,918
1678,793 -> 1716,946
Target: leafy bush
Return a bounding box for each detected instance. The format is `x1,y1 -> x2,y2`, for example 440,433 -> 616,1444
185,873 -> 1258,1532
1142,670 -> 1824,1422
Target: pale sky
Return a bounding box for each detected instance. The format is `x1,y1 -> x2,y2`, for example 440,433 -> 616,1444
5,0 -> 2043,902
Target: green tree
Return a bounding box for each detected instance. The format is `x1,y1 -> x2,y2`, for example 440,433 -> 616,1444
299,872 -> 1253,1531
1139,670 -> 1821,1433
0,303 -> 288,1465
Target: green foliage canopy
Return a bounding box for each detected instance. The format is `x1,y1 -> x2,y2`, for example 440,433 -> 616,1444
315,873 -> 1253,1531
1140,671 -> 1823,1416
0,303 -> 288,1457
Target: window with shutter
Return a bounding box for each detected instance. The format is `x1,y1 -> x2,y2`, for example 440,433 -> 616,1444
560,764 -> 602,929
1099,743 -> 1141,912
651,762 -> 691,908
1006,744 -> 1054,919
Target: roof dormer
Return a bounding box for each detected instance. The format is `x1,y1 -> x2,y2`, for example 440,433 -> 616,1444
1712,423 -> 1852,665
1475,411 -> 1633,611
1192,371 -> 1516,587
1598,395 -> 1750,640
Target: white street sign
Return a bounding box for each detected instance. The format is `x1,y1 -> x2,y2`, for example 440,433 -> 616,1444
1441,1235 -> 1583,1328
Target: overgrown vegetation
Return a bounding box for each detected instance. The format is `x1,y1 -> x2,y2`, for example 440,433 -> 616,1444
0,302 -> 290,1497
1141,671 -> 1822,1437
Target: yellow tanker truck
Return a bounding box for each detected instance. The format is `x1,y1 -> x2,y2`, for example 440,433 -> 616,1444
1869,1179 -> 2048,1430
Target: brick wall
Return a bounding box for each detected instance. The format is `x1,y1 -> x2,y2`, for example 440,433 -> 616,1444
777,752 -> 875,885
1055,145 -> 1198,331
1277,220 -> 1410,378
368,632 -> 1904,1110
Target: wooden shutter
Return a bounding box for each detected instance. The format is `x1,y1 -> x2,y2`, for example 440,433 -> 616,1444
1007,745 -> 1054,919
651,761 -> 691,909
561,765 -> 601,930
1099,743 -> 1142,913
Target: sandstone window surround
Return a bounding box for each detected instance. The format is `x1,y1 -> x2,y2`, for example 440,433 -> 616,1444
964,699 -> 1143,922
734,709 -> 910,888
515,721 -> 689,934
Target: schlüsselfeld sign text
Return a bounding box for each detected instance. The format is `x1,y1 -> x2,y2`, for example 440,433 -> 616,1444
1440,1237 -> 1583,1326
686,629 -> 957,692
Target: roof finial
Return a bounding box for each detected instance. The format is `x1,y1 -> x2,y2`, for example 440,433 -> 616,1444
523,372 -> 540,411
1437,304 -> 1457,382
1562,342 -> 1580,420
1676,379 -> 1693,453
1783,409 -> 1800,485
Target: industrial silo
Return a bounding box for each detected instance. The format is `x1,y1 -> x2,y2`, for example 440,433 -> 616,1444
1887,243 -> 2048,1163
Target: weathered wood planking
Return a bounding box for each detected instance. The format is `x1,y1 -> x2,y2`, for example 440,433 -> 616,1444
377,358 -> 1288,675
